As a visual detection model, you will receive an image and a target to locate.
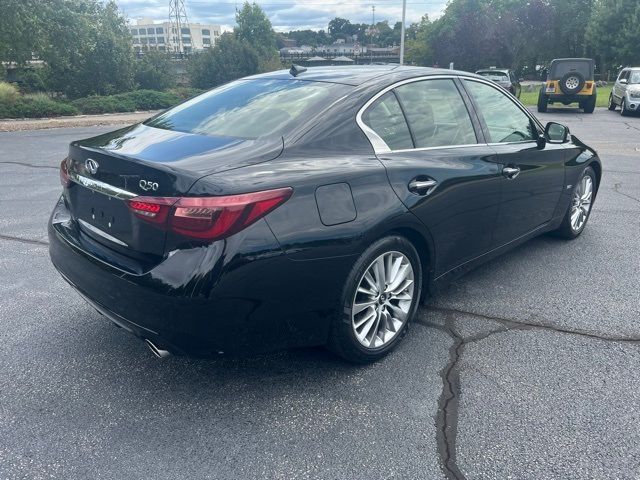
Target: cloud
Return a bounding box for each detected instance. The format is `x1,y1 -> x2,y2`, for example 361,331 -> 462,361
115,0 -> 447,31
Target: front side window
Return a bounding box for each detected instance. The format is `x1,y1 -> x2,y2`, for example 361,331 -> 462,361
146,79 -> 351,139
361,92 -> 413,150
394,79 -> 477,148
464,80 -> 535,143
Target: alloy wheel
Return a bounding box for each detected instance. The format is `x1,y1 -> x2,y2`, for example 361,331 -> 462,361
351,251 -> 414,349
570,174 -> 593,232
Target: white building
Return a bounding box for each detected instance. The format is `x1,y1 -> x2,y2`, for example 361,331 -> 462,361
129,18 -> 221,53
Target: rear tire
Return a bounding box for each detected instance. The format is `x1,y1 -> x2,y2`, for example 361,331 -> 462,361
552,166 -> 596,239
328,235 -> 422,364
583,94 -> 596,113
537,89 -> 548,113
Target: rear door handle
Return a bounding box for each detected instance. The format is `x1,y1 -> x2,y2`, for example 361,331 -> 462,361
408,178 -> 438,195
502,166 -> 521,179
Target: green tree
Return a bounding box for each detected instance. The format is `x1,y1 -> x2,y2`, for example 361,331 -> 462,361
135,51 -> 177,90
187,33 -> 259,89
0,0 -> 44,64
235,2 -> 277,53
588,0 -> 640,72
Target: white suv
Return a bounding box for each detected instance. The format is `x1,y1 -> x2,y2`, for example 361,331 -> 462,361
609,67 -> 640,116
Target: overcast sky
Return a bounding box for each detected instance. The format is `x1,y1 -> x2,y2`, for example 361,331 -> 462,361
116,0 -> 448,32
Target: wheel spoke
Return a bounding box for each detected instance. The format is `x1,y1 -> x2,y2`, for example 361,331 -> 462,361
353,300 -> 376,315
354,309 -> 376,329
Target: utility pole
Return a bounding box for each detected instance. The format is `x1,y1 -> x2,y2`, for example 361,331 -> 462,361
370,5 -> 375,64
399,0 -> 406,66
168,0 -> 189,55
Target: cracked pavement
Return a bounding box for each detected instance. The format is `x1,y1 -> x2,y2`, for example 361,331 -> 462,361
0,108 -> 639,479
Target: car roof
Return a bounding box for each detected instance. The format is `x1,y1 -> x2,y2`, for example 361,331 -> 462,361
550,58 -> 594,64
246,65 -> 479,86
476,69 -> 510,73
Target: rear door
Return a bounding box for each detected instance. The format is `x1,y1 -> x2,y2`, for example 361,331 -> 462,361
360,77 -> 502,276
462,78 -> 566,246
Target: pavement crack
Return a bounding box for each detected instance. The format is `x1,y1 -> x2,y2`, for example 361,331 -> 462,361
624,122 -> 640,132
613,182 -> 640,204
428,305 -> 640,344
417,302 -> 640,479
0,234 -> 49,246
0,161 -> 58,170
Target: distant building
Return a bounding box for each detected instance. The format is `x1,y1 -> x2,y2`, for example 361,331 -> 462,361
129,18 -> 221,54
319,42 -> 367,55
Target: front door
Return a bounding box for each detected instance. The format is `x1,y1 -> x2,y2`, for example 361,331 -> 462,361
462,79 -> 566,245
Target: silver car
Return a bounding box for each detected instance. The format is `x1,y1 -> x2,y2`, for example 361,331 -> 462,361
608,67 -> 640,115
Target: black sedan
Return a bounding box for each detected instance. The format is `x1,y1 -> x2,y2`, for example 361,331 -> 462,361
49,66 -> 601,363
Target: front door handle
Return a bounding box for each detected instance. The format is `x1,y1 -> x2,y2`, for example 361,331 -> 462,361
408,178 -> 438,195
502,166 -> 521,179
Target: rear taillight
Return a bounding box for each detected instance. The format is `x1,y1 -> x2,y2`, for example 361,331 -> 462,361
60,159 -> 71,187
126,187 -> 292,241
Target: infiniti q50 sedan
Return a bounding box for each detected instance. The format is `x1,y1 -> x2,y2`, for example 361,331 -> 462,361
49,65 -> 601,363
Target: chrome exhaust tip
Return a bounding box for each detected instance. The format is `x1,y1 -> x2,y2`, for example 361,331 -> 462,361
145,339 -> 171,358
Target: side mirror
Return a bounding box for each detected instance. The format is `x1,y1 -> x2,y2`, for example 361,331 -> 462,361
545,122 -> 570,143
619,78 -> 628,85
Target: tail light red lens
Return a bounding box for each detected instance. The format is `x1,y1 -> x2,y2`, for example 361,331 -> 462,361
126,187 -> 292,241
60,159 -> 71,187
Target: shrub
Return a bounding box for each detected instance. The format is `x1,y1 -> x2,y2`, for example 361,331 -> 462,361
71,95 -> 137,115
71,90 -> 181,114
0,93 -> 79,118
166,86 -> 204,100
0,82 -> 20,104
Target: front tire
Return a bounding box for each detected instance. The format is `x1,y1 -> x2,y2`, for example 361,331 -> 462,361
328,236 -> 422,363
553,167 -> 596,239
608,93 -> 617,111
621,98 -> 629,116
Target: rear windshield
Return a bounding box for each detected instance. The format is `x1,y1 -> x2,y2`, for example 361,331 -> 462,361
549,61 -> 593,79
477,71 -> 508,81
146,79 -> 351,138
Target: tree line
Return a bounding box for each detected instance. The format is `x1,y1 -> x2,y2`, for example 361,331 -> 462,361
405,0 -> 640,77
1,0 -> 638,99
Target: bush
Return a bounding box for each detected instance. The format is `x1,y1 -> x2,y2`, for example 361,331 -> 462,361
0,92 -> 79,118
71,90 -> 181,114
166,86 -> 204,100
0,82 -> 20,104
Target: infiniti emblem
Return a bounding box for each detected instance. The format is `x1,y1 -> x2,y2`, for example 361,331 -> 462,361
85,158 -> 99,175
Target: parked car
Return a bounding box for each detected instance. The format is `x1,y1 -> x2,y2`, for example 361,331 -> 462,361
608,67 -> 640,116
538,58 -> 597,113
475,68 -> 521,98
49,66 -> 601,363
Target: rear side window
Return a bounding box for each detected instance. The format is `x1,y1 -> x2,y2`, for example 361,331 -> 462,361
394,79 -> 477,148
361,92 -> 413,150
464,80 -> 535,143
146,79 -> 351,138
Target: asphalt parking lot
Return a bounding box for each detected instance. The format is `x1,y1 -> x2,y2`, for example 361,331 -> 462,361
1,107 -> 639,480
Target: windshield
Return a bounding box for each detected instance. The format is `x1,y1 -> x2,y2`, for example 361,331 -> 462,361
146,79 -> 351,138
477,71 -> 509,82
630,72 -> 640,84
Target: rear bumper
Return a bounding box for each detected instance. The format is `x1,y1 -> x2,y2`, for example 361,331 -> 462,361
48,196 -> 351,356
546,93 -> 594,103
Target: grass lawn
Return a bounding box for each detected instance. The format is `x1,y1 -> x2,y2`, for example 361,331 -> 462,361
519,84 -> 612,108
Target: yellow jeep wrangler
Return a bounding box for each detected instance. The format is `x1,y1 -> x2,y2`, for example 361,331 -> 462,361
538,58 -> 597,113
